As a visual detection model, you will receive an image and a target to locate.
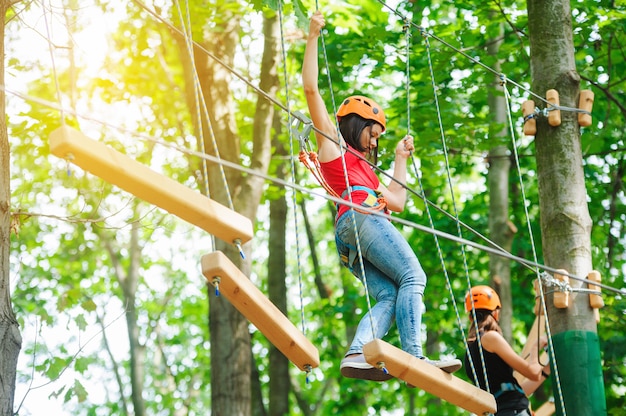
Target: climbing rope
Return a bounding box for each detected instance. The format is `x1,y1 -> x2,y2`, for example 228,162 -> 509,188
174,0 -> 215,255
397,16 -> 492,391
42,0 -> 66,126
416,27 -> 493,393
173,0 -> 245,258
278,0 -> 312,379
503,81 -> 567,414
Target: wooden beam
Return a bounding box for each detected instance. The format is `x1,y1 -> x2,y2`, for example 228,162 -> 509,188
49,126 -> 253,245
201,251 -> 320,372
363,339 -> 496,415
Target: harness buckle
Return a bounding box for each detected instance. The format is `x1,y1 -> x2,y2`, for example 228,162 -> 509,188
290,111 -> 313,152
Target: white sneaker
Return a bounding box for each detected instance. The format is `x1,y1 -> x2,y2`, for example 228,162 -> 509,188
422,357 -> 462,374
340,354 -> 394,381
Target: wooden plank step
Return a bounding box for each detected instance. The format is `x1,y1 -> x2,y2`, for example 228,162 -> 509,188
201,251 -> 320,372
363,339 -> 496,415
49,125 -> 252,245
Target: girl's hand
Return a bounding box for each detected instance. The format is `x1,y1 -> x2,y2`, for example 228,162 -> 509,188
395,135 -> 414,159
309,11 -> 325,38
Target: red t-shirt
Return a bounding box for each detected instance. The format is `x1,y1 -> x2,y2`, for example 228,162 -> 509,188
320,148 -> 380,220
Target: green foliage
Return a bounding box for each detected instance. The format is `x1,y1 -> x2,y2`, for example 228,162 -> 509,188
6,0 -> 625,415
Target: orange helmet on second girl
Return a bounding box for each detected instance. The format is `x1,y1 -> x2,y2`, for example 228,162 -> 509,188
336,96 -> 386,132
465,285 -> 502,312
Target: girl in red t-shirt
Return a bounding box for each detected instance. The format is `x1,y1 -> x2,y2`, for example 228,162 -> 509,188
302,10 -> 462,381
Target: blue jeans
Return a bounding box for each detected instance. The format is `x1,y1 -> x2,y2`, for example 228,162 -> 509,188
335,210 -> 427,358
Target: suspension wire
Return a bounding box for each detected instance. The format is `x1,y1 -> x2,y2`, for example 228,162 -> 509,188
278,1 -> 309,375
374,0 -> 590,117
315,1 -> 379,343
404,20 -> 411,136
503,82 -> 567,414
173,0 -> 235,214
176,0 -> 209,198
174,0 -> 216,253
403,16 -> 488,388
419,30 -> 492,393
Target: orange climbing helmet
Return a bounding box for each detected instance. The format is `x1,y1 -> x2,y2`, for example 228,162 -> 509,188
337,95 -> 386,132
465,285 -> 501,312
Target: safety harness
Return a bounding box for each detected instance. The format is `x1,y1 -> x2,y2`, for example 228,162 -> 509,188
340,185 -> 388,214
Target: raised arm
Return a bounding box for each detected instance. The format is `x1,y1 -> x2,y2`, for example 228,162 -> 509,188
302,11 -> 340,162
378,135 -> 414,212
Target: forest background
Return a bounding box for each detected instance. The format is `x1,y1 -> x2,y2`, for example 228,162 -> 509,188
2,0 -> 625,415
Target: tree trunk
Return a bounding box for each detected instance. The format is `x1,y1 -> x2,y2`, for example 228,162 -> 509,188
267,116 -> 289,416
299,198 -> 330,300
486,18 -> 515,344
527,1 -> 606,414
102,214 -> 145,416
176,7 -> 278,415
124,220 -> 145,416
0,2 -> 22,415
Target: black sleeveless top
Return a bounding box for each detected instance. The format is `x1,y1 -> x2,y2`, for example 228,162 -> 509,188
464,336 -> 529,414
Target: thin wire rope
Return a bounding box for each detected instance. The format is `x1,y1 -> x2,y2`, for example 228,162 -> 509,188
503,83 -> 567,414
374,0 -> 589,117
404,20 -> 411,136
28,92 -> 623,299
315,3 -> 379,342
421,31 -> 492,393
278,1 -> 308,346
405,20 -> 485,391
177,0 -> 209,197
174,0 -> 216,253
42,0 -> 65,125
173,0 -> 235,213
404,17 -> 482,381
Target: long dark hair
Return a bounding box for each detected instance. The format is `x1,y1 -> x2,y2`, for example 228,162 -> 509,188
467,309 -> 503,341
338,113 -> 378,163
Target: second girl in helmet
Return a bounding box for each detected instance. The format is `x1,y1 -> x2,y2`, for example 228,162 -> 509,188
465,285 -> 551,415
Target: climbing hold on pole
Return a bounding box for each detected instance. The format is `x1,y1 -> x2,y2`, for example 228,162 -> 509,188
587,270 -> 604,323
578,90 -> 594,127
522,100 -> 537,136
587,270 -> 604,308
546,89 -> 561,127
553,269 -> 569,309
